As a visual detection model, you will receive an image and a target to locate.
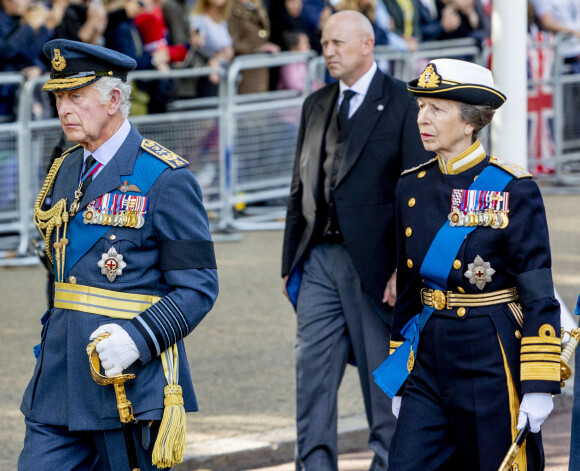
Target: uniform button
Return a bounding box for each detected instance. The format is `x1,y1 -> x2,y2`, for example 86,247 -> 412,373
405,227 -> 412,237
515,330 -> 522,339
408,198 -> 416,207
258,29 -> 267,39
109,234 -> 116,241
457,307 -> 466,317
407,259 -> 413,268
418,171 -> 426,179
453,260 -> 461,269
68,276 -> 77,284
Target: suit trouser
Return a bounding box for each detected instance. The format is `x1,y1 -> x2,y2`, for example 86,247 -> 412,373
18,418 -> 168,471
388,312 -> 544,471
295,243 -> 394,471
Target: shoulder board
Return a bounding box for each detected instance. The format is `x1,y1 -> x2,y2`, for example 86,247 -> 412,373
401,157 -> 438,176
140,139 -> 189,169
61,144 -> 82,158
489,156 -> 533,179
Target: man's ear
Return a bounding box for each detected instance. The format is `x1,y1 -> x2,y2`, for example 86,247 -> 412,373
108,88 -> 122,115
363,37 -> 375,55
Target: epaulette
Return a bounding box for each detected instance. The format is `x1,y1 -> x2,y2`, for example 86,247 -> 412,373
140,139 -> 189,169
489,156 -> 533,179
401,157 -> 438,176
61,144 -> 82,158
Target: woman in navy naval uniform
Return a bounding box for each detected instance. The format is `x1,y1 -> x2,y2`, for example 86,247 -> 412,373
375,59 -> 561,470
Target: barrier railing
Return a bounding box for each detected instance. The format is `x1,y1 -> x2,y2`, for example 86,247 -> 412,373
1,37 -> 579,264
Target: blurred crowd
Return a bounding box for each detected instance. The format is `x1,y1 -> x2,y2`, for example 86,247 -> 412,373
0,0 -> 576,121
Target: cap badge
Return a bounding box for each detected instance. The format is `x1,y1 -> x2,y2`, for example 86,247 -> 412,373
52,48 -> 67,72
418,64 -> 440,89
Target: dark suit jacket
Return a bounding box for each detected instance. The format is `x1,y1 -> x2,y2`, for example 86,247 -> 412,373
282,67 -> 432,311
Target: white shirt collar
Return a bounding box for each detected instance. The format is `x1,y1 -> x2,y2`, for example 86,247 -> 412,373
83,119 -> 132,167
339,61 -> 377,99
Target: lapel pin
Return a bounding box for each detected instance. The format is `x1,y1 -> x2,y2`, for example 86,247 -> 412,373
377,104 -> 384,111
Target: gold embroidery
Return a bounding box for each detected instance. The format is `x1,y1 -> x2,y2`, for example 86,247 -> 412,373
418,64 -> 440,88
52,48 -> 66,71
498,336 -> 527,469
141,139 -> 188,169
389,340 -> 403,356
521,362 -> 560,381
42,76 -> 96,92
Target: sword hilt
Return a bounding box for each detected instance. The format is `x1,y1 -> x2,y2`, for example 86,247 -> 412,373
87,332 -> 136,423
560,328 -> 580,387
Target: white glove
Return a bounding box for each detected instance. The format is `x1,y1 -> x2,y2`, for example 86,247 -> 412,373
517,392 -> 553,433
392,396 -> 402,419
89,324 -> 140,377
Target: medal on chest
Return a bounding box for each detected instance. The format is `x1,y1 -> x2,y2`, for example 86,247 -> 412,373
448,189 -> 509,229
82,191 -> 148,229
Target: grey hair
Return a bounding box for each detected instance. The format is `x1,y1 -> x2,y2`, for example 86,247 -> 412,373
459,102 -> 496,143
92,77 -> 132,118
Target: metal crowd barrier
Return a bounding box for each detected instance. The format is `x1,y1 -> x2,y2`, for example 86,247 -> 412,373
1,37 -> 579,264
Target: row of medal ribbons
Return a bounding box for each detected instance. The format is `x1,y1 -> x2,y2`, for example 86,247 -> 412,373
448,188 -> 510,229
82,193 -> 148,229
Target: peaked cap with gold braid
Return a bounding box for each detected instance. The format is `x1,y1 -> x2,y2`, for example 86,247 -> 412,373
42,39 -> 136,92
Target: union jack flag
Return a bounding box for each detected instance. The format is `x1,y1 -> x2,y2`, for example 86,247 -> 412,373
527,31 -> 556,175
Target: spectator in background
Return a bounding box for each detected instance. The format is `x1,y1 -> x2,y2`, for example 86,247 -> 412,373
276,30 -> 310,91
189,0 -> 234,96
0,0 -> 65,120
417,0 -> 444,41
381,0 -> 421,49
300,0 -> 328,47
133,0 -> 190,111
134,0 -> 188,66
53,0 -> 108,44
271,0 -> 321,54
436,0 -> 490,47
335,0 -> 390,45
162,0 -> 190,46
228,0 -> 280,94
530,0 -> 580,73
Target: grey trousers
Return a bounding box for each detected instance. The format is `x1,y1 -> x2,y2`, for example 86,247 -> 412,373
295,243 -> 395,471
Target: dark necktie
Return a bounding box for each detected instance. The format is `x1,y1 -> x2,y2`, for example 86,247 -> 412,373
337,89 -> 356,131
79,155 -> 97,197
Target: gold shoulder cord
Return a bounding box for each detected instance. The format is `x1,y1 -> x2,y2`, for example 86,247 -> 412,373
33,156 -> 69,282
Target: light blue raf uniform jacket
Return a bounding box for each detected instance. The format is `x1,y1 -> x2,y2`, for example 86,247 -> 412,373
21,125 -> 219,431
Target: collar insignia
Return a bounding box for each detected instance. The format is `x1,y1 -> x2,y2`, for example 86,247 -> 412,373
52,49 -> 67,72
418,64 -> 440,89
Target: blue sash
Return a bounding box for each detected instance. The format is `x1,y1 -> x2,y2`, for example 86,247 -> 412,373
60,152 -> 168,279
373,164 -> 513,398
575,293 -> 580,316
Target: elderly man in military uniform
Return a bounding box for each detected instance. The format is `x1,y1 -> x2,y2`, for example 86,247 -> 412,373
18,39 -> 218,470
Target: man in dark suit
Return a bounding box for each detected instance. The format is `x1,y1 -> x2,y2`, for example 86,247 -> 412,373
281,10 -> 431,471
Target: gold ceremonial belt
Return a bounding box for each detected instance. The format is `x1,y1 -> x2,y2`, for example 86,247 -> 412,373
421,287 -> 518,311
54,282 -> 161,319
